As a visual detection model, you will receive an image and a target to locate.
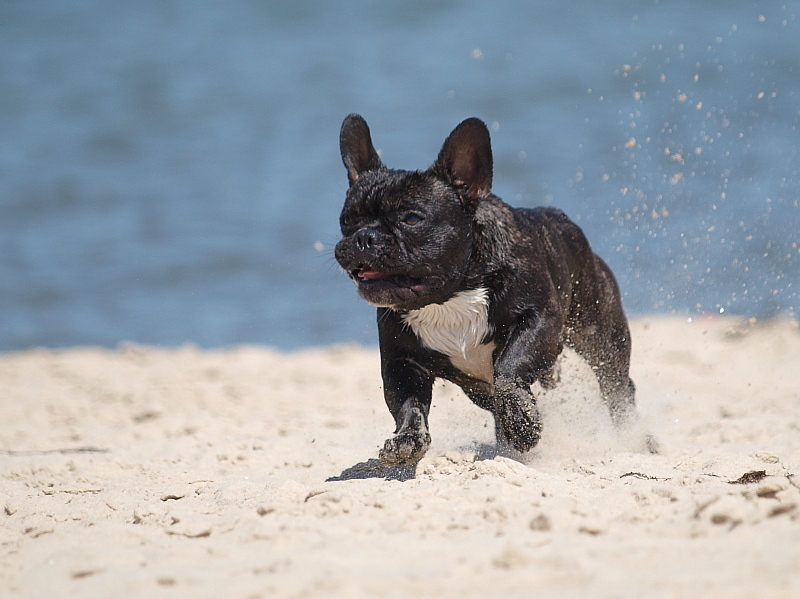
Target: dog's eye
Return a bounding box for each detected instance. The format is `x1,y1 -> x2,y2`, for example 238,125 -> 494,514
402,212 -> 423,226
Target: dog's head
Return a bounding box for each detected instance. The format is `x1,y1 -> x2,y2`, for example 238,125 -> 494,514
334,114 -> 494,311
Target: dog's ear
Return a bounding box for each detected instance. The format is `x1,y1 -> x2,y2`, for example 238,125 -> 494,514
340,114 -> 384,186
432,118 -> 493,203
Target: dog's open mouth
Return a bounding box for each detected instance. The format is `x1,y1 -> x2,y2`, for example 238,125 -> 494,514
351,269 -> 426,292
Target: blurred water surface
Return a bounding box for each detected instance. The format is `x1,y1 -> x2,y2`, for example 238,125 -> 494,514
1,1 -> 798,350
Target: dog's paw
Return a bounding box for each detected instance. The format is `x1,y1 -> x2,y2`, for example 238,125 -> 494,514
379,431 -> 431,466
494,393 -> 542,453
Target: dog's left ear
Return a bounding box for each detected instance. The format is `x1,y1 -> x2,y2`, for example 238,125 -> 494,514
432,118 -> 493,203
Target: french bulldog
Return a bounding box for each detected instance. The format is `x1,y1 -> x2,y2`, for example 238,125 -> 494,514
335,114 -> 641,466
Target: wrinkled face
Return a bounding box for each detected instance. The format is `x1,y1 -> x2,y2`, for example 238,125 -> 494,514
334,170 -> 474,311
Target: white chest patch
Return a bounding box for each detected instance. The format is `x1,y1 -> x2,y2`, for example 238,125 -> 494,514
401,288 -> 496,383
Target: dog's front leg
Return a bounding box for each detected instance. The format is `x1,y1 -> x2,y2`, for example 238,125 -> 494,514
492,314 -> 564,453
378,357 -> 434,466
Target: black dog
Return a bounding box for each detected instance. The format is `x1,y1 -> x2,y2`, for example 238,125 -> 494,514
335,114 -> 640,466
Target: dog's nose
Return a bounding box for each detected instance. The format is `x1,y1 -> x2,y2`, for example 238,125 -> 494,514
355,228 -> 379,251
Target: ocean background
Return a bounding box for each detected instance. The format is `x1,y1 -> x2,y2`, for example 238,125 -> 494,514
1,0 -> 798,351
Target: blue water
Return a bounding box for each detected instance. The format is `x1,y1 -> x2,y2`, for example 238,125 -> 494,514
1,1 -> 798,351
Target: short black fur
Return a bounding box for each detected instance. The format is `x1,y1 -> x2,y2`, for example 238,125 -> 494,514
335,114 -> 643,466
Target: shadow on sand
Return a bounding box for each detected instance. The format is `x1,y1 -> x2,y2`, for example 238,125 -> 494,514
326,443 -> 514,482
326,458 -> 417,482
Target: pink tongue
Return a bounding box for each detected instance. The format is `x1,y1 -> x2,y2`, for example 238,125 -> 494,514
359,270 -> 385,280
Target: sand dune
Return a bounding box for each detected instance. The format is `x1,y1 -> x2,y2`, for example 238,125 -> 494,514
1,316 -> 799,598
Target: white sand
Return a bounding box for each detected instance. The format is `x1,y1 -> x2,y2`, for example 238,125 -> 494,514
1,316 -> 799,598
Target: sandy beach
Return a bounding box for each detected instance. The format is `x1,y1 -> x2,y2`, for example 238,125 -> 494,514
1,316 -> 799,598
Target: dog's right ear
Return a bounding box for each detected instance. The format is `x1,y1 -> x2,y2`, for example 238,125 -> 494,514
340,114 -> 384,186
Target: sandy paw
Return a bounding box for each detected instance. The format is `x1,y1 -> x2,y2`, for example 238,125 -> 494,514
379,431 -> 431,466
495,397 -> 542,453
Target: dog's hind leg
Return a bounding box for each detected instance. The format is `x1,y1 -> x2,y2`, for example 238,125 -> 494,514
567,259 -> 638,426
566,259 -> 660,452
569,316 -> 662,454
568,316 -> 637,424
